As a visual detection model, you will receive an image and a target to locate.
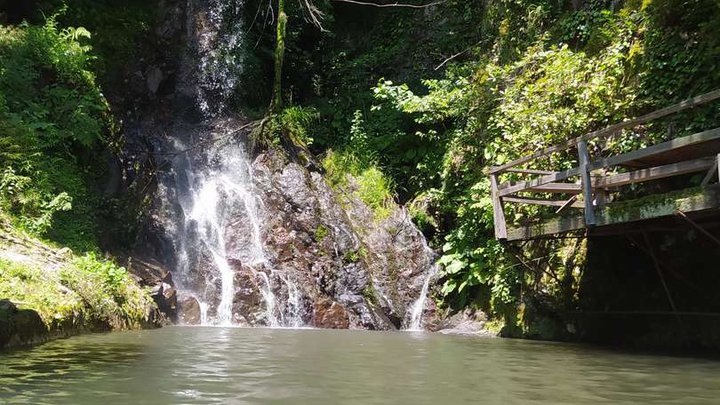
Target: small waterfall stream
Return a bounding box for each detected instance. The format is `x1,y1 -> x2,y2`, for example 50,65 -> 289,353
405,237 -> 439,331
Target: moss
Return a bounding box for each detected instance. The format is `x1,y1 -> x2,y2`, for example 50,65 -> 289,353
604,186 -> 703,219
314,224 -> 329,242
344,250 -> 360,263
362,282 -> 379,306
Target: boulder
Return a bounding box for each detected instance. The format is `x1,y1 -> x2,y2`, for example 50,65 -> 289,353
146,67 -> 164,95
150,282 -> 178,322
312,299 -> 350,329
232,271 -> 264,325
436,309 -> 495,337
12,309 -> 48,346
179,296 -> 202,325
0,299 -> 17,348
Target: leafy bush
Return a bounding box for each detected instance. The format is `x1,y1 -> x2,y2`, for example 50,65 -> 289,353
62,253 -> 151,327
0,15 -> 111,249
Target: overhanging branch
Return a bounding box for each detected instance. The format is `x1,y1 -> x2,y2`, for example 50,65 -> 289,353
331,0 -> 446,8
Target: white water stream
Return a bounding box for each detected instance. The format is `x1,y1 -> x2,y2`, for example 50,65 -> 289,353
406,238 -> 439,331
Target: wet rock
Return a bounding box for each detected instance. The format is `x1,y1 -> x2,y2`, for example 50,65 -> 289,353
232,270 -> 264,325
312,299 -> 350,329
179,296 -> 202,325
11,309 -> 48,346
436,309 -> 495,337
0,301 -> 54,349
147,67 -> 164,95
135,119 -> 441,330
129,257 -> 170,287
150,282 -> 178,322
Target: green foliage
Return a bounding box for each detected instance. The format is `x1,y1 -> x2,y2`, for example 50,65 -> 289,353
0,16 -> 111,250
72,253 -> 132,299
314,224 -> 329,242
344,246 -> 367,264
61,253 -> 151,328
322,150 -> 395,221
0,258 -> 82,326
278,106 -> 319,148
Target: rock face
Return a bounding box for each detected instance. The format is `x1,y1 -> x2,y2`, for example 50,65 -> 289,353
178,297 -> 201,325
134,137 -> 440,330
435,309 -> 496,337
245,149 -> 440,330
312,299 -> 350,329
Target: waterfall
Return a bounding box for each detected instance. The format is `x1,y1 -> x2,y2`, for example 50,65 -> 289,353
148,0 -> 309,328
162,135 -> 305,327
191,0 -> 245,116
405,237 -> 439,331
145,0 -> 440,331
407,265 -> 438,331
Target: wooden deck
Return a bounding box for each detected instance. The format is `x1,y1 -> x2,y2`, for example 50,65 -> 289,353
488,89 -> 720,241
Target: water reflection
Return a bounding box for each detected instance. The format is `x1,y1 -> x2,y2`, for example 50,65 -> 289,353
1,327 -> 720,404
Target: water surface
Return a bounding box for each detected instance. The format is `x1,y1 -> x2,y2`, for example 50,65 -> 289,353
1,327 -> 719,404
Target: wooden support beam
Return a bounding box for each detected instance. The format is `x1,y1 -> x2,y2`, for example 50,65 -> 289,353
578,140 -> 596,226
506,185 -> 720,241
555,196 -> 579,214
498,175 -> 581,196
489,173 -> 507,240
641,232 -> 683,330
593,157 -> 715,188
489,89 -> 720,174
700,160 -> 717,186
676,210 -> 720,247
504,168 -> 556,175
525,183 -> 582,194
503,196 -> 584,208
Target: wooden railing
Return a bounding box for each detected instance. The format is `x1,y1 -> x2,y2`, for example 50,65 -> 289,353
488,89 -> 720,240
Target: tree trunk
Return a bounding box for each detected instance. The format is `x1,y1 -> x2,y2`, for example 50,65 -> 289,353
272,0 -> 287,112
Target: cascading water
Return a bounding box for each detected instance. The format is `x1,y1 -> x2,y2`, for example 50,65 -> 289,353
163,133 -> 305,327
405,238 -> 439,331
148,0 -> 303,327
191,0 -> 245,116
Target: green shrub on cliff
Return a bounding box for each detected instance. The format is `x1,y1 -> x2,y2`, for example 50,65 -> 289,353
322,149 -> 395,221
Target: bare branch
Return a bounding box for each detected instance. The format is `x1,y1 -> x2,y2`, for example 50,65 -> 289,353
301,0 -> 327,30
330,0 -> 446,8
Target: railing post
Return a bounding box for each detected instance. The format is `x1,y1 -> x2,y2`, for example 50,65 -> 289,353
489,173 -> 508,240
578,140 -> 596,227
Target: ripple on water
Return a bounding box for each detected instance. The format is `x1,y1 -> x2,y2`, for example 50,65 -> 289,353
2,327 -> 720,404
